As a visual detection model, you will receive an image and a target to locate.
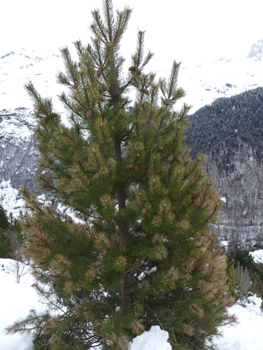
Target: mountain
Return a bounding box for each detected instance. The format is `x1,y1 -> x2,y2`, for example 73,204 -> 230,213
0,108 -> 40,216
0,49 -> 65,215
184,87 -> 263,252
248,38 -> 263,61
1,40 -> 263,251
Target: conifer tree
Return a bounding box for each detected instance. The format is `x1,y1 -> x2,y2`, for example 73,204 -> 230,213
6,1 -> 235,349
0,204 -> 10,258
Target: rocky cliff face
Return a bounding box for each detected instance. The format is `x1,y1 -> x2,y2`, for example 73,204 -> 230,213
0,108 -> 40,215
206,146 -> 263,252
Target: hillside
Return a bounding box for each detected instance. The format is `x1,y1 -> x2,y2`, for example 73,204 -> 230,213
184,87 -> 263,252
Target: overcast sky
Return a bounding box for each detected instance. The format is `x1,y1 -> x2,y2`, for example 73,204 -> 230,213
1,0 -> 263,70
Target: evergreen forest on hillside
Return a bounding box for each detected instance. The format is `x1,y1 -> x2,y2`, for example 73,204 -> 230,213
184,87 -> 263,169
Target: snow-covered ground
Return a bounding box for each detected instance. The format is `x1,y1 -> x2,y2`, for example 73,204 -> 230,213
0,258 -> 44,350
212,295 -> 263,350
2,255 -> 263,350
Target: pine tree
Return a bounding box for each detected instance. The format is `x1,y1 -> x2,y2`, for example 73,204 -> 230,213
226,257 -> 237,298
6,1 -> 235,349
0,204 -> 11,258
235,262 -> 250,305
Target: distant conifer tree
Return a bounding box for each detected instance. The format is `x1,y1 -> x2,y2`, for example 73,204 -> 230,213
0,204 -> 9,231
0,204 -> 10,258
6,1 -> 235,349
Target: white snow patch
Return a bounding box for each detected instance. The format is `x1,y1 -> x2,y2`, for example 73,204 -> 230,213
0,179 -> 24,217
220,240 -> 229,247
250,250 -> 263,264
211,295 -> 263,350
130,326 -> 172,350
0,258 -> 44,350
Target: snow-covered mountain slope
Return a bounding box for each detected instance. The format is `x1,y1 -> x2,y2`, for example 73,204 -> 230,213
1,39 -> 263,217
0,108 -> 39,216
1,39 -> 263,113
180,54 -> 263,113
184,86 -> 263,251
0,49 -> 63,111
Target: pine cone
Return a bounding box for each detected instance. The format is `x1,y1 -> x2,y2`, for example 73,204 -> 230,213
111,126 -> 115,131
93,108 -> 99,114
134,165 -> 140,172
101,249 -> 107,256
99,95 -> 105,101
144,88 -> 149,95
149,120 -> 157,129
93,172 -> 101,180
106,138 -> 113,144
126,164 -> 134,169
163,98 -> 170,106
167,155 -> 174,162
132,134 -> 137,138
86,110 -> 93,119
158,146 -> 164,151
141,119 -> 148,126
183,324 -> 194,336
97,68 -> 102,78
142,207 -> 147,215
64,269 -> 70,277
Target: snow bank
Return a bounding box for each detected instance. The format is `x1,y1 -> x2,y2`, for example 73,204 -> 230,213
130,325 -> 172,350
0,258 -> 43,350
212,295 -> 263,350
2,256 -> 263,350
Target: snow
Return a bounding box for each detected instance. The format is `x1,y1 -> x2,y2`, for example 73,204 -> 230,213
211,295 -> 263,350
250,249 -> 263,264
130,326 -> 172,350
0,179 -> 23,217
0,258 -> 44,350
0,49 -> 64,112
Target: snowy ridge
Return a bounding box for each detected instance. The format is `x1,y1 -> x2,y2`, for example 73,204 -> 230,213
1,42 -> 263,114
0,49 -> 63,111
248,38 -> 263,61
180,55 -> 263,114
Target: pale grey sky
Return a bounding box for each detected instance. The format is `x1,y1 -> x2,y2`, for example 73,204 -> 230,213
1,0 -> 263,69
